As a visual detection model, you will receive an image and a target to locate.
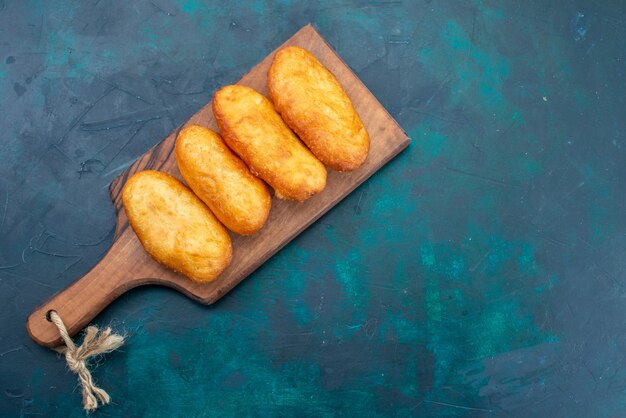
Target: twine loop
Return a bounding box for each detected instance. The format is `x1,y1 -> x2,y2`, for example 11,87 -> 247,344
48,310 -> 124,412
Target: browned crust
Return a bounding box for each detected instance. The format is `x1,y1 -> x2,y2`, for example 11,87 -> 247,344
213,85 -> 327,202
268,46 -> 370,172
175,125 -> 271,235
122,170 -> 232,282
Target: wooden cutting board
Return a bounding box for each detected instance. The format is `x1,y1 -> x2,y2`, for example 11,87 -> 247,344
26,24 -> 411,347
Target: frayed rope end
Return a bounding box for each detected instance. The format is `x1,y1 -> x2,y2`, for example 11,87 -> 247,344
49,311 -> 124,413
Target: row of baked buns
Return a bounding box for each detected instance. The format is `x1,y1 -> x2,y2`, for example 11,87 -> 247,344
122,46 -> 370,282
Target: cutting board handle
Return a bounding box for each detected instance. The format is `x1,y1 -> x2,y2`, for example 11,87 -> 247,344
26,238 -> 142,348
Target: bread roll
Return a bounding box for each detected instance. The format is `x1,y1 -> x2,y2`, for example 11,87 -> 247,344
176,125 -> 271,235
268,46 -> 369,171
122,170 -> 232,282
213,85 -> 326,201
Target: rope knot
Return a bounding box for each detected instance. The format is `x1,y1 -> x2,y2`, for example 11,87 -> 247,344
48,311 -> 124,412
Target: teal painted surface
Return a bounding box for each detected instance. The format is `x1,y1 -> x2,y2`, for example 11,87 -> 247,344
1,0 -> 626,416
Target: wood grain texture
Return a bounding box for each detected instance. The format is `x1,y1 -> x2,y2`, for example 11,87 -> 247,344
26,24 -> 410,347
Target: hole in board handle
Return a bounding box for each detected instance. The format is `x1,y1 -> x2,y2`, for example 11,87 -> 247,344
45,310 -> 55,322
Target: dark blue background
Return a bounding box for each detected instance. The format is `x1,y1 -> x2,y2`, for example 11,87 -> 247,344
1,1 -> 625,416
